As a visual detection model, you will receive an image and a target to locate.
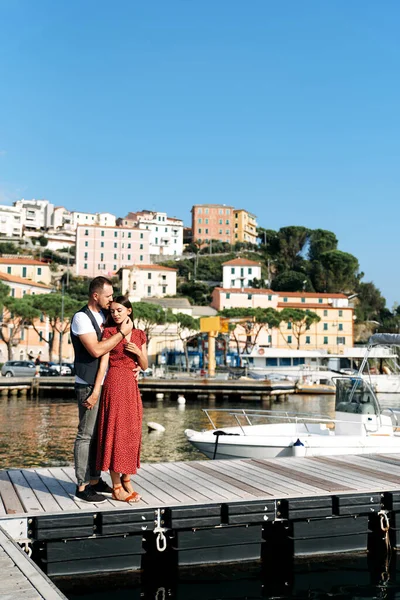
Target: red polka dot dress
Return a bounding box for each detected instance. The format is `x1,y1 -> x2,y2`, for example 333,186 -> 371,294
96,326 -> 146,474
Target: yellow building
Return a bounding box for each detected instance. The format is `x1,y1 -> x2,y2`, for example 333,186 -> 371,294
233,209 -> 258,245
217,290 -> 354,354
276,292 -> 354,353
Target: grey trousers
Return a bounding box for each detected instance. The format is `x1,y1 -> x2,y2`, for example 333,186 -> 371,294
73,384 -> 101,486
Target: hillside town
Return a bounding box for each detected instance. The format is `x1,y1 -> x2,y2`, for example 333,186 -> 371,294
0,198 -> 366,372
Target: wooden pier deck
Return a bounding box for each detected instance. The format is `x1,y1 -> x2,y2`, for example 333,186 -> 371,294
0,527 -> 66,599
0,453 -> 399,518
2,454 -> 400,576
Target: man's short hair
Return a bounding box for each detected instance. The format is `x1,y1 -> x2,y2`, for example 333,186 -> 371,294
89,276 -> 113,296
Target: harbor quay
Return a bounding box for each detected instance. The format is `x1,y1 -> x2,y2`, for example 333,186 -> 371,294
0,453 -> 399,590
0,376 -> 296,402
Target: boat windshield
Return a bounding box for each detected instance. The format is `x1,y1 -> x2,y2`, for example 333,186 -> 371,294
334,377 -> 380,416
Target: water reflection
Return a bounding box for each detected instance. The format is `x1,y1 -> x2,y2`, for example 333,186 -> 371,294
0,393 -> 400,469
56,553 -> 400,599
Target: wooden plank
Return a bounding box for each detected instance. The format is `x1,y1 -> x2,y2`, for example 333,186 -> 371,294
208,460 -> 287,497
317,456 -> 400,487
0,489 -> 6,515
254,459 -> 354,493
275,457 -> 378,490
0,471 -> 25,515
305,457 -> 398,489
169,462 -> 243,501
233,460 -> 324,496
34,469 -> 79,512
362,454 -> 400,471
133,470 -> 183,505
243,459 -> 328,495
7,471 -> 44,514
0,527 -> 67,599
21,470 -> 63,514
189,461 -> 268,497
154,462 -> 229,502
340,454 -> 400,476
143,463 -> 212,503
178,461 -> 254,499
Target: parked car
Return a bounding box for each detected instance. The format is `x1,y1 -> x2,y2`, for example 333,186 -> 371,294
49,363 -> 73,376
39,364 -> 58,377
1,361 -> 36,377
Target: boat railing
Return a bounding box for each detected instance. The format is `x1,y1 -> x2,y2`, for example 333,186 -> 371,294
202,407 -> 383,436
381,407 -> 400,430
203,408 -> 337,436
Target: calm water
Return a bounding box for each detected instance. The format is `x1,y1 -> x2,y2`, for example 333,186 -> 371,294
0,392 -> 338,468
56,554 -> 400,599
0,391 -> 399,468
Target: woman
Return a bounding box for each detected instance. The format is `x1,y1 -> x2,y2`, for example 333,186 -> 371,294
91,296 -> 148,503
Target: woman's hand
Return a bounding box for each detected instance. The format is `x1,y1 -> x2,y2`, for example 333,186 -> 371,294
83,391 -> 99,410
125,342 -> 142,357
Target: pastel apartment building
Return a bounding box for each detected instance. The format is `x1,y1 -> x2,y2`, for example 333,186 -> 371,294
0,273 -> 53,364
211,287 -> 354,352
276,292 -> 354,351
0,257 -> 52,285
119,264 -> 177,301
191,204 -> 234,247
75,225 -> 151,278
233,209 -> 258,245
118,211 -> 184,256
191,204 -> 258,248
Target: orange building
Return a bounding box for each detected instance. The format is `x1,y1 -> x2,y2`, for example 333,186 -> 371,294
191,204 -> 234,247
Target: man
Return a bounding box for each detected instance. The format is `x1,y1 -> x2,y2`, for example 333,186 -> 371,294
71,276 -> 133,503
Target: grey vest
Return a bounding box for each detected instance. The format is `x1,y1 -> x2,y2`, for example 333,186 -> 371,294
71,306 -> 104,385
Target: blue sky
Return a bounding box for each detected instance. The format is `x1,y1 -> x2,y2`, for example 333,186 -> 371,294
1,1 -> 399,305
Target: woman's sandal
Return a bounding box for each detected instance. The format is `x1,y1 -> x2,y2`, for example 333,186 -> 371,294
112,484 -> 140,504
121,477 -> 141,502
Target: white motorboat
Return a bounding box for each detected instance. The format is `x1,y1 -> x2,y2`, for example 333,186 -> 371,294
185,334 -> 400,460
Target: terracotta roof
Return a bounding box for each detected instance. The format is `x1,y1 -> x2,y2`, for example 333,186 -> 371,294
277,302 -> 352,310
277,291 -> 348,299
121,264 -> 177,272
0,272 -> 52,289
222,258 -> 261,267
0,258 -> 47,266
213,287 -> 276,295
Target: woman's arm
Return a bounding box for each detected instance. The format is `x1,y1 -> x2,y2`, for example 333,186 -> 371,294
82,352 -> 110,410
125,342 -> 148,371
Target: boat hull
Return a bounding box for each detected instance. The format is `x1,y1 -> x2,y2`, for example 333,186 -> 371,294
188,436 -> 400,460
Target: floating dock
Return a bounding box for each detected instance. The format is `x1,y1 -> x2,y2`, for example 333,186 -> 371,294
0,454 -> 399,577
0,526 -> 66,599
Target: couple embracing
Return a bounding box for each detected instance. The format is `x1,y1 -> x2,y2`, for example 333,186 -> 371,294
71,276 -> 148,504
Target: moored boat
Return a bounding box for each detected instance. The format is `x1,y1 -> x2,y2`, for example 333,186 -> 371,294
185,335 -> 400,459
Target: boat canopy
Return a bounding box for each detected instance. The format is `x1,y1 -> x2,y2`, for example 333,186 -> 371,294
368,333 -> 400,346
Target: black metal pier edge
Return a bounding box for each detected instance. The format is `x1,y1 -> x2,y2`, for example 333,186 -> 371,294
27,491 -> 400,577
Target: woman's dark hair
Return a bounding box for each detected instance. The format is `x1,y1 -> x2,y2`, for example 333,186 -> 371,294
106,295 -> 134,326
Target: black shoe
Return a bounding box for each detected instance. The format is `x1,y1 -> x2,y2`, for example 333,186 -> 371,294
74,485 -> 107,503
91,478 -> 113,496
